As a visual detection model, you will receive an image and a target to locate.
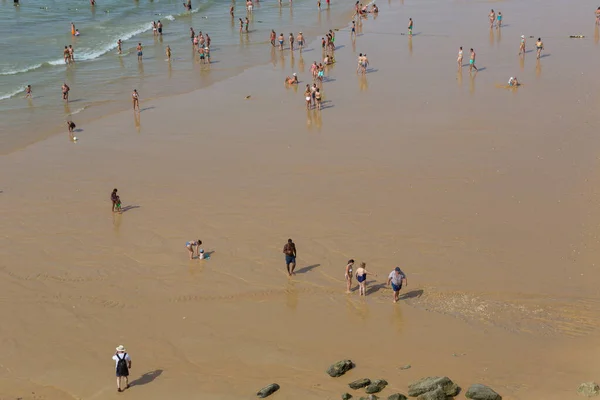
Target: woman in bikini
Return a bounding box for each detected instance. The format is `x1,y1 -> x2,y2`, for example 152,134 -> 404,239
185,240 -> 202,260
304,84 -> 312,109
355,262 -> 376,296
314,88 -> 322,110
345,259 -> 355,293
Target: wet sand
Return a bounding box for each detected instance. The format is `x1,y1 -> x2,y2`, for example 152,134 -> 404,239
2,0 -> 600,399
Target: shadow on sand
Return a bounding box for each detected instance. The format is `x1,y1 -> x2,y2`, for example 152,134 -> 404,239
130,369 -> 163,387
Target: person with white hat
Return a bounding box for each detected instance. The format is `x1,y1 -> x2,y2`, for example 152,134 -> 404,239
519,35 -> 526,55
285,73 -> 298,85
112,345 -> 132,392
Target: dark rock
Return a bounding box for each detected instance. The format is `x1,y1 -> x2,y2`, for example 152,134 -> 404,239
578,382 -> 600,397
408,376 -> 459,397
416,386 -> 446,400
387,394 -> 408,400
342,393 -> 353,400
349,379 -> 372,390
257,383 -> 280,398
465,384 -> 501,400
359,396 -> 379,400
399,365 -> 411,370
365,380 -> 388,394
327,360 -> 354,377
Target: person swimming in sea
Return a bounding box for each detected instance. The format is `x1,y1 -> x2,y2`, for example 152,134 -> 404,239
183,0 -> 192,10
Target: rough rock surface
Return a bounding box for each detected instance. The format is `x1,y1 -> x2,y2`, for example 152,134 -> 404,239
342,393 -> 353,400
257,383 -> 280,398
465,384 -> 501,400
327,360 -> 354,377
578,382 -> 600,397
359,396 -> 379,400
408,376 -> 459,397
387,394 -> 408,400
365,380 -> 388,394
349,378 -> 372,390
416,386 -> 447,400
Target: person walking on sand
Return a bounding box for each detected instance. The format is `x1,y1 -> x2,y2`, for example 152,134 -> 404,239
63,46 -> 70,64
488,9 -> 495,28
469,48 -> 478,73
535,37 -> 544,59
457,46 -> 463,69
283,238 -> 297,276
297,32 -> 304,52
270,30 -> 276,46
596,7 -> 600,25
496,11 -> 502,28
345,259 -> 355,293
518,35 -> 526,55
387,267 -> 408,303
110,188 -> 119,212
113,345 -> 132,393
166,45 -> 172,61
136,43 -> 143,61
408,18 -> 413,36
355,262 -> 376,296
132,89 -> 139,111
185,239 -> 202,259
66,120 -> 76,140
278,33 -> 285,50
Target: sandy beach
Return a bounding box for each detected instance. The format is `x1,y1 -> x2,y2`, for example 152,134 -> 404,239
2,0 -> 600,399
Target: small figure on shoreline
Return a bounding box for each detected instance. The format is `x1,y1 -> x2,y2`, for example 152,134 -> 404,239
117,39 -> 123,54
66,120 -> 76,140
355,262 -> 376,296
71,22 -> 76,36
110,188 -> 120,212
69,45 -> 75,63
63,46 -> 70,64
270,29 -> 276,46
157,20 -> 163,36
285,73 -> 298,84
519,35 -> 526,55
24,85 -> 32,99
278,33 -> 284,50
457,46 -> 463,69
408,17 -> 413,36
508,76 -> 520,87
136,42 -> 143,61
488,9 -> 495,28
297,32 -> 304,52
596,7 -> 600,25
496,11 -> 502,28
185,239 -> 202,259
289,32 -> 294,51
113,345 -> 132,393
62,83 -> 70,102
345,259 -> 355,293
535,37 -> 544,59
469,48 -> 478,73
166,45 -> 172,61
283,238 -> 297,276
132,89 -> 140,111
387,267 -> 408,303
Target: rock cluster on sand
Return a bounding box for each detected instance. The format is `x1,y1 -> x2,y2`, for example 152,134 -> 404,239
365,380 -> 388,394
408,376 -> 460,398
578,382 -> 600,397
465,384 -> 502,400
327,360 -> 354,377
349,378 -> 372,390
256,383 -> 280,398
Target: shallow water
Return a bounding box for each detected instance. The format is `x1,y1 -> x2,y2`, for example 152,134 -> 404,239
0,0 -> 349,153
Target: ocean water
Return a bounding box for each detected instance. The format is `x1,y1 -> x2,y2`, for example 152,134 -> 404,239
0,0 -> 350,153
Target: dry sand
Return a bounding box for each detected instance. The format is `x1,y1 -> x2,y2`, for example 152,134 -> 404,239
2,0 -> 600,399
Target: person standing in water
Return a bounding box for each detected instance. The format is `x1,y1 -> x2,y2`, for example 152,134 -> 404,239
488,9 -> 495,28
63,46 -> 70,64
535,37 -> 544,59
278,33 -> 285,50
136,43 -> 143,61
469,48 -> 478,73
596,7 -> 600,25
270,30 -> 276,46
68,45 -> 75,63
297,32 -> 304,52
132,89 -> 139,111
230,5 -> 234,17
289,32 -> 294,51
166,45 -> 172,60
157,20 -> 163,36
71,22 -> 76,36
519,35 -> 526,55
496,11 -> 502,28
117,39 -> 122,54
457,46 -> 463,69
408,18 -> 413,36
111,188 -> 120,212
387,267 -> 408,303
283,238 -> 297,276
345,259 -> 355,293
62,83 -> 70,102
355,262 -> 376,297
185,239 -> 202,259
24,85 -> 32,98
245,17 -> 250,32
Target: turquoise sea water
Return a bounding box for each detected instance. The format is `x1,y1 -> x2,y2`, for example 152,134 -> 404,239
0,0 -> 349,152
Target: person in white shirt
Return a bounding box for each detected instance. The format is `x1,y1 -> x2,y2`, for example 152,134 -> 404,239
387,267 -> 408,303
112,345 -> 132,392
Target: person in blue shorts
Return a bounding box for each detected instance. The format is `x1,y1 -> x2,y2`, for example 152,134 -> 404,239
283,238 -> 297,276
387,267 -> 408,303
